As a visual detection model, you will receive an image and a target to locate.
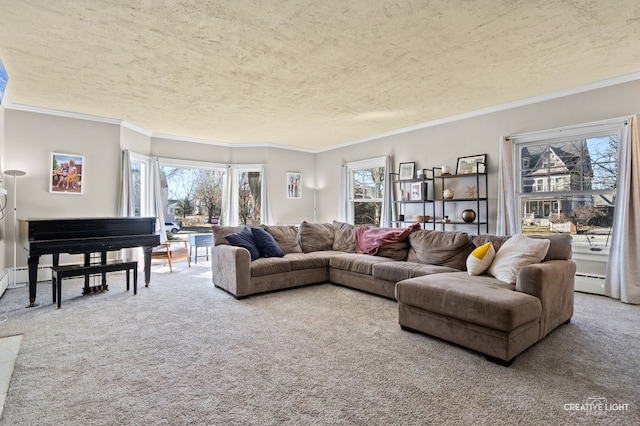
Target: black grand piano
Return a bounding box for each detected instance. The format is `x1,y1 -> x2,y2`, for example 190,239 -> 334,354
19,217 -> 161,307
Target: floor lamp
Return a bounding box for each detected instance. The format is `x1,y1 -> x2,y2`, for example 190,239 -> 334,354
4,169 -> 26,288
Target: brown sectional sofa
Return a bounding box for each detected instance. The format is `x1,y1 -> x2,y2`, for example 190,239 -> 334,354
211,221 -> 576,365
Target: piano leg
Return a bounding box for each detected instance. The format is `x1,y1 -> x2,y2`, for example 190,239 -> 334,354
27,255 -> 40,308
143,246 -> 152,287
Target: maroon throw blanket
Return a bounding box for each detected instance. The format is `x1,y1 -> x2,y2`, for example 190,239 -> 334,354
355,222 -> 421,255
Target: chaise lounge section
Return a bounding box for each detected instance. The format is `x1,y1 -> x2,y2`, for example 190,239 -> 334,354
211,221 -> 576,364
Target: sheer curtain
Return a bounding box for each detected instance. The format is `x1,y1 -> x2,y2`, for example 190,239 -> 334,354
118,149 -> 135,217
338,164 -> 348,222
380,155 -> 392,227
605,116 -> 640,304
261,164 -> 273,225
496,136 -> 517,236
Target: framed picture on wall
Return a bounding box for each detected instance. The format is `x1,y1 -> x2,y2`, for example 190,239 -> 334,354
287,172 -> 302,199
50,152 -> 84,194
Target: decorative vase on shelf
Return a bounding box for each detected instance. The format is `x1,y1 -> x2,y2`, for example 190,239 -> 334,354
443,188 -> 454,199
461,209 -> 476,223
441,165 -> 451,175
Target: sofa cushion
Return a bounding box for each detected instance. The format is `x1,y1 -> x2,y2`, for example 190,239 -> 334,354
212,226 -> 243,246
472,234 -> 510,252
531,234 -> 572,261
395,272 -> 542,331
332,221 -> 356,252
473,233 -> 572,261
376,241 -> 410,261
329,253 -> 394,275
466,242 -> 496,276
372,261 -> 459,282
224,227 -> 261,261
251,227 -> 285,258
250,256 -> 292,277
487,234 -> 550,284
407,230 -> 475,270
286,251 -> 338,271
262,225 -> 302,254
299,221 -> 334,253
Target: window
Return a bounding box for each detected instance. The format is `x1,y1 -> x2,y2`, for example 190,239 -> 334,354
511,117 -> 625,294
129,152 -> 151,217
233,166 -> 262,226
159,159 -> 227,228
346,157 -> 386,226
517,132 -> 618,247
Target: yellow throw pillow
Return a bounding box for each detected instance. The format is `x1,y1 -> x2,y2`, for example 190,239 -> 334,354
466,242 -> 496,276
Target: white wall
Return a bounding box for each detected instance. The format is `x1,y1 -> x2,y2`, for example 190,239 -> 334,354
3,109 -> 121,267
315,79 -> 640,230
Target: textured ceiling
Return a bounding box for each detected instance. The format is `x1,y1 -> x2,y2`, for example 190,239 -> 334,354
1,0 -> 639,150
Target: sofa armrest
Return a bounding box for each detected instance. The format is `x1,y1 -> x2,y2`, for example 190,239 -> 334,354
516,259 -> 577,339
211,244 -> 252,298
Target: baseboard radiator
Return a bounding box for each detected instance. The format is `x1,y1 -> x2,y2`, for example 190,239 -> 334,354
574,273 -> 606,295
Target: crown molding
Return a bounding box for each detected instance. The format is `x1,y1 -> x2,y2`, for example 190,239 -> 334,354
315,71 -> 640,153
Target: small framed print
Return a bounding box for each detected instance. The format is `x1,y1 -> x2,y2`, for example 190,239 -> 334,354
398,162 -> 415,180
50,152 -> 84,194
287,172 -> 302,199
410,182 -> 424,200
456,154 -> 487,175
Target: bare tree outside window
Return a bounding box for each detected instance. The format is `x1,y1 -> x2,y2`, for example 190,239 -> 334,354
352,166 -> 384,226
160,165 -> 227,230
237,170 -> 262,225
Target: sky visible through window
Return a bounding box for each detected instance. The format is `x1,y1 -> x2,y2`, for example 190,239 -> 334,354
0,59 -> 8,104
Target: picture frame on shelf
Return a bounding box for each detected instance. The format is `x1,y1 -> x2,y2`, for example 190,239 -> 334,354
410,182 -> 424,200
398,162 -> 415,180
456,154 -> 487,175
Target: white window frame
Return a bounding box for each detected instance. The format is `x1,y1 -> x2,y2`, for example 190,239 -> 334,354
511,117 -> 626,294
158,157 -> 229,224
229,164 -> 265,226
129,151 -> 151,217
344,156 -> 386,225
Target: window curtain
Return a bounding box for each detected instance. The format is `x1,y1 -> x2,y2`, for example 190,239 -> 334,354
118,149 -> 135,217
605,116 -> 640,304
338,164 -> 348,222
222,165 -> 233,225
151,157 -> 167,244
261,164 -> 273,225
117,150 -> 137,260
380,155 -> 391,227
496,136 -> 517,236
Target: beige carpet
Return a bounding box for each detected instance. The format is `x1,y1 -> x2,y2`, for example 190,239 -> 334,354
0,265 -> 638,425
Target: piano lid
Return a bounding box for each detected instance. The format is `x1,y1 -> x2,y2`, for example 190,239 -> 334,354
19,217 -> 158,242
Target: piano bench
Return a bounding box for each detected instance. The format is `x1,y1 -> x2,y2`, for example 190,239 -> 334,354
51,260 -> 138,309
